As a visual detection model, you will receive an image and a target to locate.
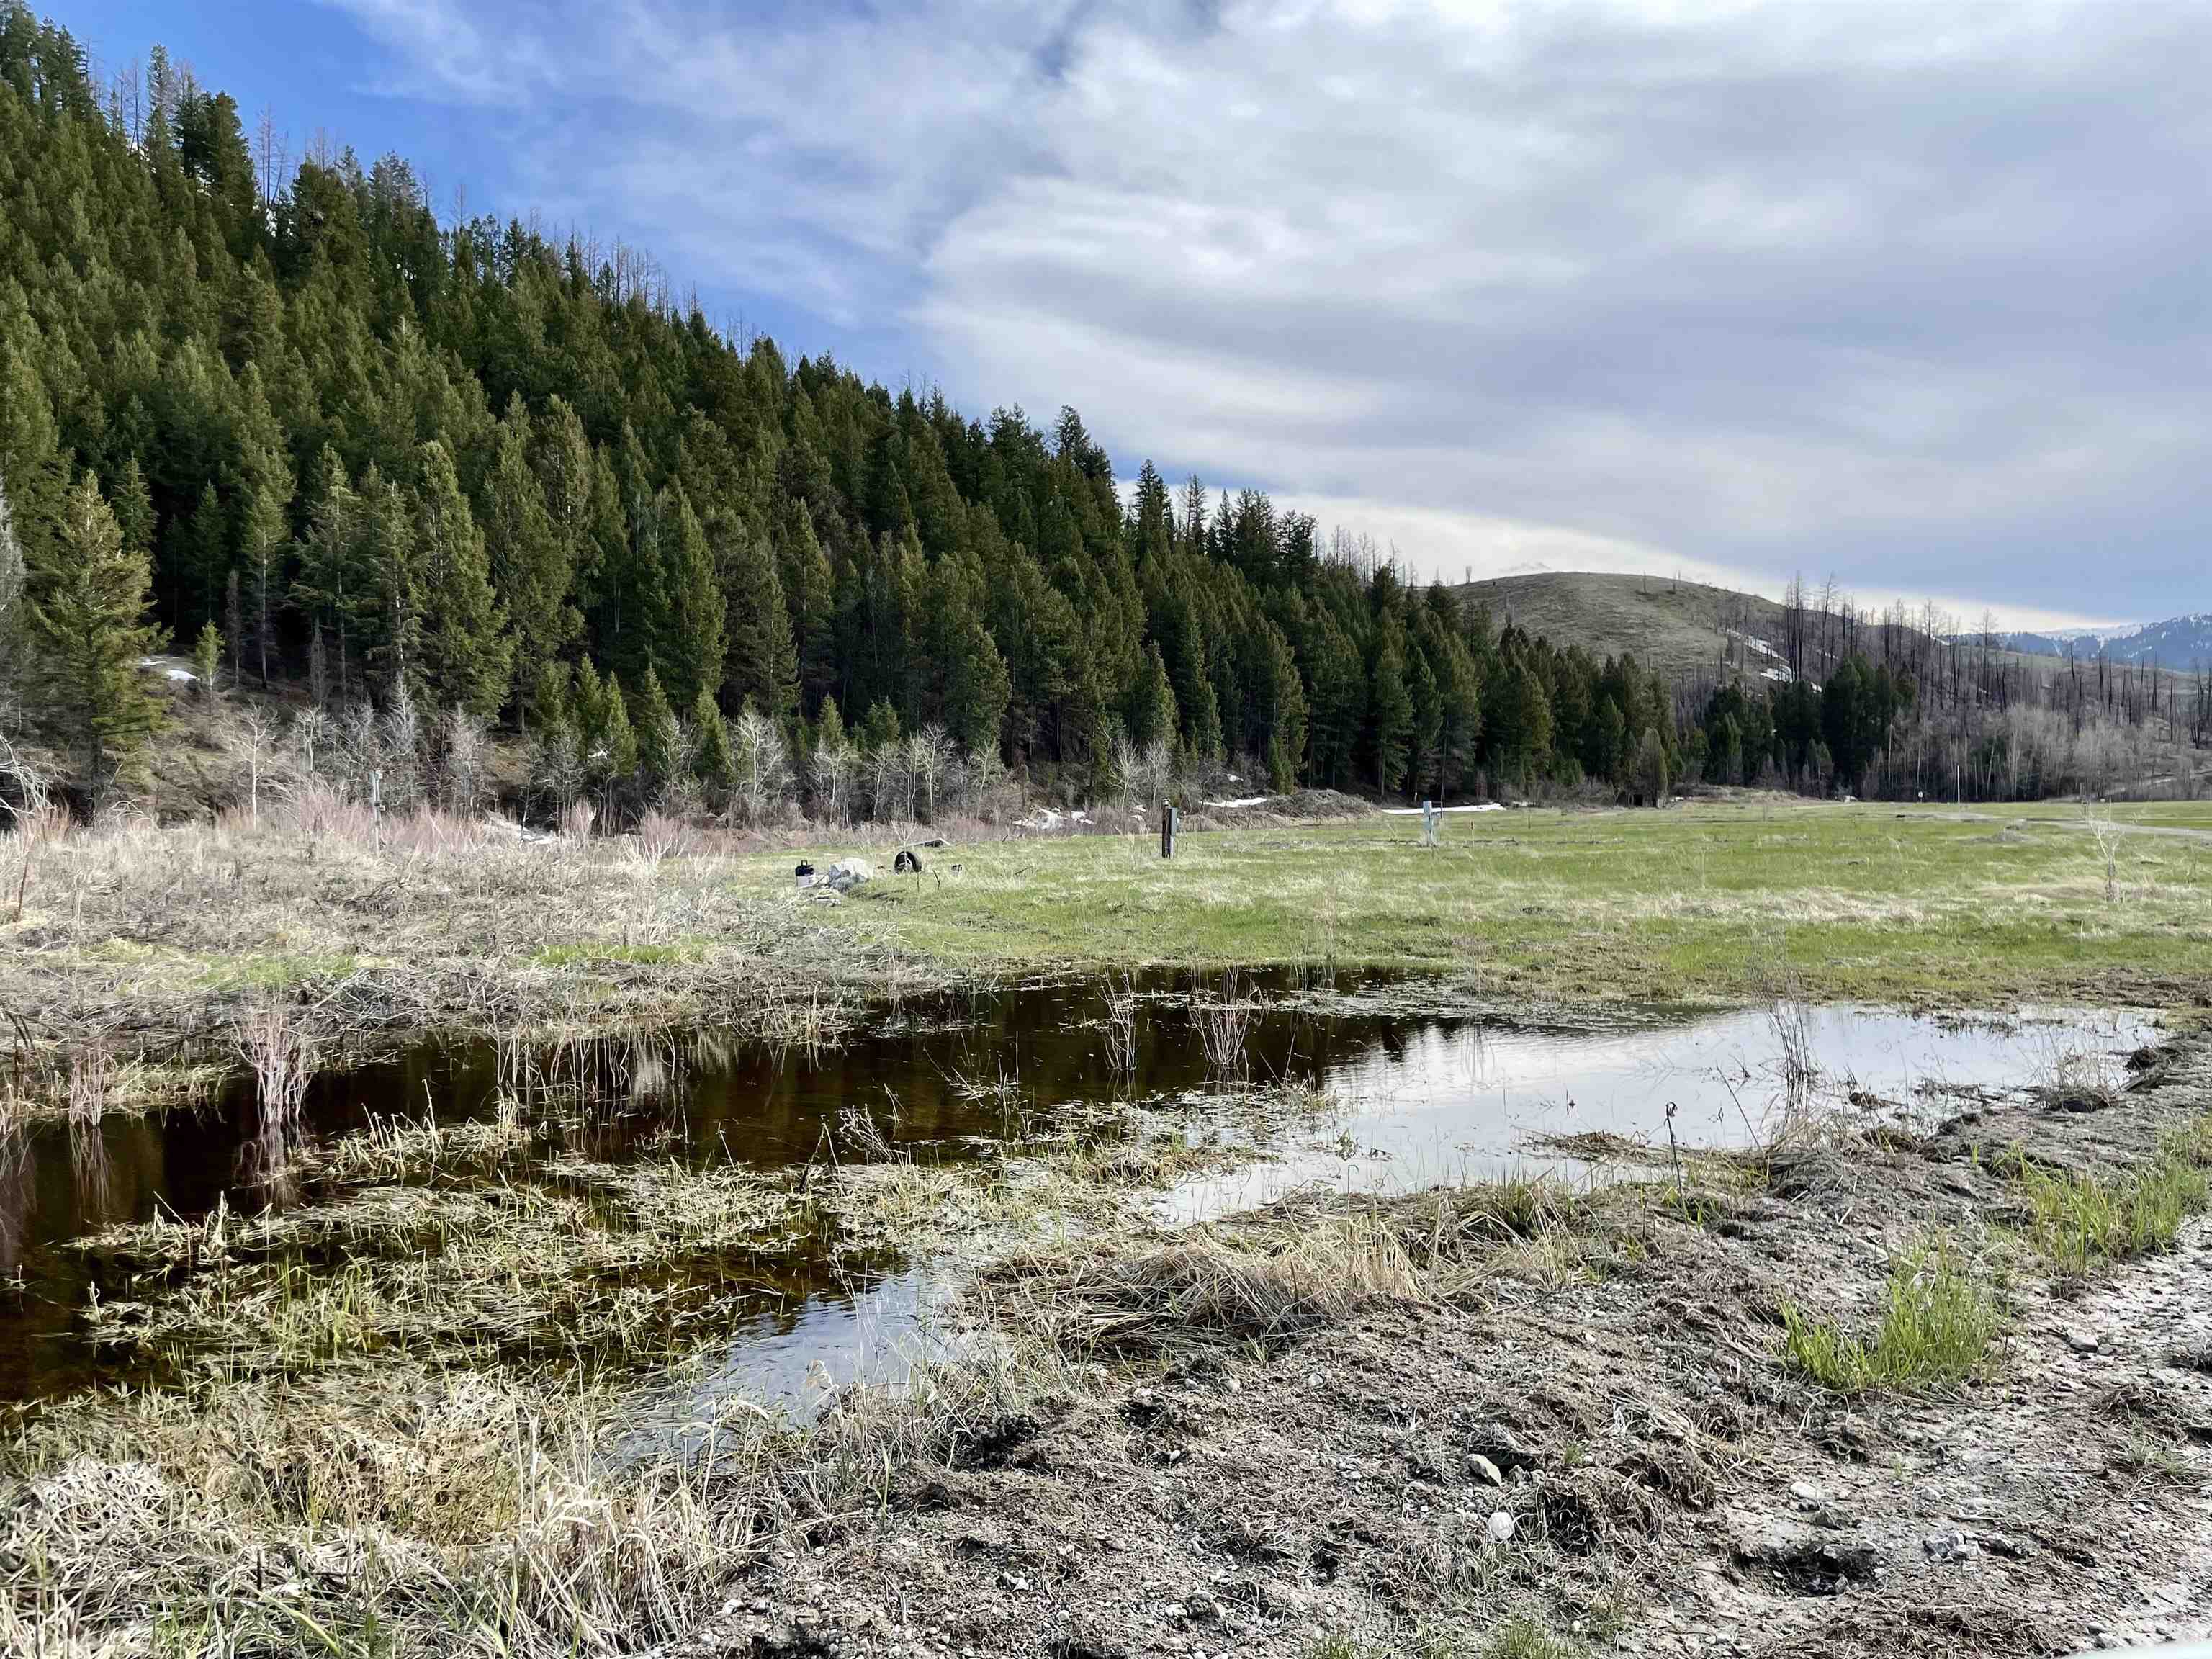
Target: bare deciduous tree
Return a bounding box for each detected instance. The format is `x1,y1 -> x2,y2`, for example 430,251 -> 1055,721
729,709 -> 791,826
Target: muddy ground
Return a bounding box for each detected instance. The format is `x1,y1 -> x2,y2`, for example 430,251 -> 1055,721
676,1051 -> 2212,1659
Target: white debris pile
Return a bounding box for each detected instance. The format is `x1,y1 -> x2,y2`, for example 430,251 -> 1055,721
798,858 -> 874,902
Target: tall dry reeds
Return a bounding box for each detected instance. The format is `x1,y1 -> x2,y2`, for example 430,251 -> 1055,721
1195,967 -> 1255,1081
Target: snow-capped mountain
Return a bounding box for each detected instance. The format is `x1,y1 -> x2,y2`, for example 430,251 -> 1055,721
1975,613 -> 2212,667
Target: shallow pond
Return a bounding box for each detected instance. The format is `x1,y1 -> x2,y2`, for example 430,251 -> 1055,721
0,974 -> 2154,1408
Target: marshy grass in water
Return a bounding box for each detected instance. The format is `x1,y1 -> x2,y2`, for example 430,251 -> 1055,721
73,1159 -> 817,1381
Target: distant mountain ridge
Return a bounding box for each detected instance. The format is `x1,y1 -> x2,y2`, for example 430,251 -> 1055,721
1974,614 -> 2212,667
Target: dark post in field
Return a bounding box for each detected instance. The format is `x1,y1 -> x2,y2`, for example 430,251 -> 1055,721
1161,800 -> 1177,859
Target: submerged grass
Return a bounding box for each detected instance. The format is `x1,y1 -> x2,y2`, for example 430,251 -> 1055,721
1782,1238 -> 2002,1395
74,1159 -> 816,1380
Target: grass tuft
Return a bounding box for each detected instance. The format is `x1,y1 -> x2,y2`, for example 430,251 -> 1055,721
2013,1154 -> 2208,1274
1782,1238 -> 2000,1394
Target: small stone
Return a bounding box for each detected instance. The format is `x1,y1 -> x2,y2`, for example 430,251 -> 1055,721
1789,1480 -> 1821,1504
2065,1329 -> 2100,1354
1469,1454 -> 1505,1486
1487,1509 -> 1517,1543
1184,1593 -> 1220,1624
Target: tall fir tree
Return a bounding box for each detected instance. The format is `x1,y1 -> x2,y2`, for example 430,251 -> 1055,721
412,440 -> 511,719
25,473 -> 167,793
719,517 -> 796,722
483,394 -> 574,727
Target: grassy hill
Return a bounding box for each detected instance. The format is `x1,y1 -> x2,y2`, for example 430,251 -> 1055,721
1461,571 -> 1800,685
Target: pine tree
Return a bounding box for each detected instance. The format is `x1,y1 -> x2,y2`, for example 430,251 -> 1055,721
657,486 -> 725,711
483,394 -> 574,727
691,685 -> 734,799
26,473 -> 168,793
1367,618 -> 1413,794
633,665 -> 680,793
719,517 -> 796,721
943,610 -> 1011,757
413,440 -> 511,719
1634,727 -> 1670,805
192,621 -> 221,703
1127,643 -> 1179,752
240,442 -> 292,688
774,496 -> 836,707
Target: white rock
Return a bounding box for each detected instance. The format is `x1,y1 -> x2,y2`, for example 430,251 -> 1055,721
1789,1480 -> 1822,1503
1486,1509 -> 1516,1544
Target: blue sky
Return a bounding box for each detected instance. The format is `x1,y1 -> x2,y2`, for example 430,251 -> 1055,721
52,1 -> 2212,631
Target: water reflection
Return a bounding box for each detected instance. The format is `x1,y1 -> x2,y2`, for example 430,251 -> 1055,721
0,974 -> 2158,1408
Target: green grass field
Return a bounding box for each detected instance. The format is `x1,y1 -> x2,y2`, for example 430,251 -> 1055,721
782,799 -> 2212,1010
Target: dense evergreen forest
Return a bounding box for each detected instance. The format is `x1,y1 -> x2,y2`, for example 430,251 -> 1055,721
2,7 -> 2191,817
0,6 -> 1709,818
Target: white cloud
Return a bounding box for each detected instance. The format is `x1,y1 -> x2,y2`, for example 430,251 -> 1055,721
325,0 -> 2212,628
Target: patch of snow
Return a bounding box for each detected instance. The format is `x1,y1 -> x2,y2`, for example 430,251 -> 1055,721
1204,795 -> 1274,809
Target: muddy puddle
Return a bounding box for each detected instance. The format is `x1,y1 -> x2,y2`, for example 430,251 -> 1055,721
0,974 -> 2154,1413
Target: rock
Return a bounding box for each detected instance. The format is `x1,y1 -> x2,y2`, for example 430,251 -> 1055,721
1184,1593 -> 1220,1624
2065,1329 -> 2100,1354
1921,1531 -> 1974,1563
1789,1480 -> 1822,1505
1486,1510 -> 1517,1544
1467,1421 -> 1540,1476
824,858 -> 874,892
1468,1454 -> 1505,1487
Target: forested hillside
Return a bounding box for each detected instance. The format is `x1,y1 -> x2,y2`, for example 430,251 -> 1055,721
0,6 -> 2196,817
0,6 -> 1707,818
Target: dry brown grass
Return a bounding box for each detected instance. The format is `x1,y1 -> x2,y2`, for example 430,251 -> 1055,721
0,801 -> 894,1113
0,1346 -> 1067,1658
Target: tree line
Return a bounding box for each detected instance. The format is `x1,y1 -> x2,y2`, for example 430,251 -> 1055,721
0,6 -> 1707,819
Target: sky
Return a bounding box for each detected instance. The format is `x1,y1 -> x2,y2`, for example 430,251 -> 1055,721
54,0 -> 2212,631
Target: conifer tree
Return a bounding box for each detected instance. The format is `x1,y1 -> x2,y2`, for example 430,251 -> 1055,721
192,621 -> 221,703
240,443 -> 292,688
483,394 -> 574,727
774,496 -> 836,706
413,440 -> 511,719
293,449 -> 362,698
657,486 -> 724,711
691,685 -> 734,799
719,518 -> 796,722
1367,616 -> 1413,793
1127,643 -> 1179,752
26,473 -> 167,793
633,665 -> 680,794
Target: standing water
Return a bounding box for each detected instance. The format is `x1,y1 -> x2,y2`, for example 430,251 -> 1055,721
0,972 -> 2154,1407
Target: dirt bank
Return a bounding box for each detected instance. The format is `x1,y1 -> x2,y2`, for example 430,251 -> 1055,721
679,1055 -> 2212,1659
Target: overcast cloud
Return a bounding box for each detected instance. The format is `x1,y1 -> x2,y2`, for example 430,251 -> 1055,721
321,0 -> 2212,629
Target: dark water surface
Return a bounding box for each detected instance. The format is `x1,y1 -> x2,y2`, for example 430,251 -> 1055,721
0,972 -> 2153,1407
